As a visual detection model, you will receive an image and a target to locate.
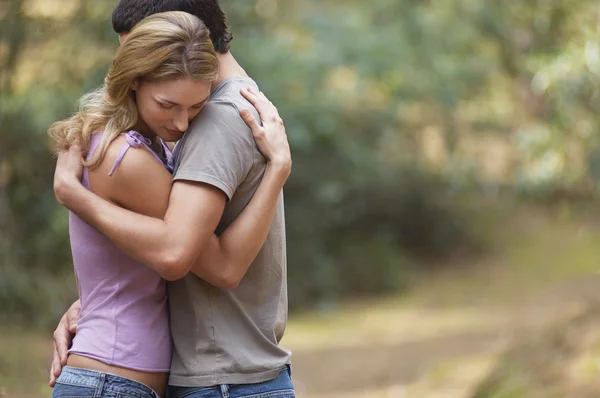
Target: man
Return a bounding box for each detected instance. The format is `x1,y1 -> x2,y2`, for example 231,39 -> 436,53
50,1 -> 293,397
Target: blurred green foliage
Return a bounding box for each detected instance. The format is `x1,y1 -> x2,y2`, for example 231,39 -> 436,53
2,0 -> 600,328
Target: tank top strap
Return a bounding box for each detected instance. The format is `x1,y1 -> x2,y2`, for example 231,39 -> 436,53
160,139 -> 175,173
108,131 -> 165,176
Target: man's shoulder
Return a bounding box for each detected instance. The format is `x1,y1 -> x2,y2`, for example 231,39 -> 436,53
188,100 -> 251,136
211,76 -> 258,100
207,77 -> 259,113
188,78 -> 259,134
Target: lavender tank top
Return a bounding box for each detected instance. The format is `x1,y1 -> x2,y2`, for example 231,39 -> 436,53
68,131 -> 173,372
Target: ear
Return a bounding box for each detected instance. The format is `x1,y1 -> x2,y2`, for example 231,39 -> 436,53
118,32 -> 129,45
130,79 -> 139,91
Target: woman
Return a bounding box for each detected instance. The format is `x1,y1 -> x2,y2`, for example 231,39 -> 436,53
48,11 -> 290,398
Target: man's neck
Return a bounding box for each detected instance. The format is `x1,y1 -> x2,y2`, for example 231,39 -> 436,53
212,52 -> 249,90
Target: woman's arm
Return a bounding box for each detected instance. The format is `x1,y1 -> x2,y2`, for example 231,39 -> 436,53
85,88 -> 290,286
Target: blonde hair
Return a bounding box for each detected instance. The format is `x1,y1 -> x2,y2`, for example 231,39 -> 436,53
48,11 -> 219,168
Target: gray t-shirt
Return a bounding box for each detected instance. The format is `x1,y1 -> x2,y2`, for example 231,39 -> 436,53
167,77 -> 290,387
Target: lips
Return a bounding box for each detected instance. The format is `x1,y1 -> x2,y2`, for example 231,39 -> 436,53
165,128 -> 183,136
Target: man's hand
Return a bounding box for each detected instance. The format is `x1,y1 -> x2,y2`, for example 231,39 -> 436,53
240,87 -> 291,175
49,300 -> 81,387
53,145 -> 84,207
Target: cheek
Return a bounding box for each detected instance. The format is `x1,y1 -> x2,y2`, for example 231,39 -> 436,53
138,102 -> 171,125
189,108 -> 203,120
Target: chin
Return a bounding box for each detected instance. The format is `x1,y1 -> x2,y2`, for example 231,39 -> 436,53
159,134 -> 182,143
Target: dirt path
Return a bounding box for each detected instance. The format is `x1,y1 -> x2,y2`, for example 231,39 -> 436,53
286,275 -> 600,398
285,204 -> 600,397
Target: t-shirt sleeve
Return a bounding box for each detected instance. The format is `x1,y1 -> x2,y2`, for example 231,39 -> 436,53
173,101 -> 255,200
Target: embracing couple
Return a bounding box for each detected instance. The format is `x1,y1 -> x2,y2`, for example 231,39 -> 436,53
48,1 -> 294,397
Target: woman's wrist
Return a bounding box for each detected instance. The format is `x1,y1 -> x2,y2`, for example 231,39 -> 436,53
54,174 -> 82,208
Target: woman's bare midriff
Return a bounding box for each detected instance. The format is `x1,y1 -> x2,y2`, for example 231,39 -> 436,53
67,354 -> 168,397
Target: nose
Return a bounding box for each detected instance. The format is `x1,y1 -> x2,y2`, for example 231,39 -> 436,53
173,110 -> 189,132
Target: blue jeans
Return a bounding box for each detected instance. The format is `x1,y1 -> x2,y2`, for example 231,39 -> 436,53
52,366 -> 161,398
167,366 -> 294,398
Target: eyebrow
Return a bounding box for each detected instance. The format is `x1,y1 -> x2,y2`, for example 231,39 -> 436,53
156,95 -> 210,107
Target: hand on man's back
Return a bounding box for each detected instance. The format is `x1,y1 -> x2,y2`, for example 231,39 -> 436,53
49,300 -> 81,387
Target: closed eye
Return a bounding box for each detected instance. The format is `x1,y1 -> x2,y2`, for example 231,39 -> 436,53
192,101 -> 208,109
159,103 -> 174,110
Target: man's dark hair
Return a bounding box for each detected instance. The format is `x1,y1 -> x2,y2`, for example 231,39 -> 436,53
112,0 -> 233,53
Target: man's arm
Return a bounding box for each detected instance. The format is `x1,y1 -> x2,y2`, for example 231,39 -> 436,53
186,164 -> 286,288
188,88 -> 291,287
54,88 -> 290,283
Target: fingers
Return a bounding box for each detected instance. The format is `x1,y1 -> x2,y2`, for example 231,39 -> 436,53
56,144 -> 81,167
240,87 -> 260,104
69,144 -> 83,159
58,336 -> 69,365
68,145 -> 83,168
254,89 -> 282,124
240,87 -> 262,109
49,367 -> 56,387
240,109 -> 257,128
240,88 -> 269,126
55,146 -> 81,178
49,301 -> 80,386
54,317 -> 74,365
66,305 -> 80,332
49,340 -> 61,386
58,149 -> 70,159
241,87 -> 277,119
240,109 -> 266,140
258,90 -> 271,105
241,87 -> 286,132
55,150 -> 69,170
53,329 -> 66,365
251,88 -> 276,114
252,88 -> 275,110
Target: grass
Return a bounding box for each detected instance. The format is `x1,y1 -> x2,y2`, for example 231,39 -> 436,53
0,328 -> 53,398
472,304 -> 600,398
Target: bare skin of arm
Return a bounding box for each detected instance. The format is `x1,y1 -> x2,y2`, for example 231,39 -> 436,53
54,87 -> 289,283
49,88 -> 290,386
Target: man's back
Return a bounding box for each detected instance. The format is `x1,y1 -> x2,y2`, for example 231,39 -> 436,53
168,76 -> 290,387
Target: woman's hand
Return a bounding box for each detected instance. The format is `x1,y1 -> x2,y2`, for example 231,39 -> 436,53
53,145 -> 84,208
49,300 -> 81,387
240,87 -> 291,177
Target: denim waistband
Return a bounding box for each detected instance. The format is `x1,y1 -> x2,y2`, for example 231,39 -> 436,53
57,366 -> 160,398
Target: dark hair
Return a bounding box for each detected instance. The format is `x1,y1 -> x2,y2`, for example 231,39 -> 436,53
112,0 -> 233,53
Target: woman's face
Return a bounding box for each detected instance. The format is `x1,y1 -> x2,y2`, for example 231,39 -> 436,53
133,77 -> 212,142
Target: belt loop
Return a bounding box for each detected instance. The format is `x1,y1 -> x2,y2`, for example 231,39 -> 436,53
94,373 -> 106,397
220,384 -> 230,398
